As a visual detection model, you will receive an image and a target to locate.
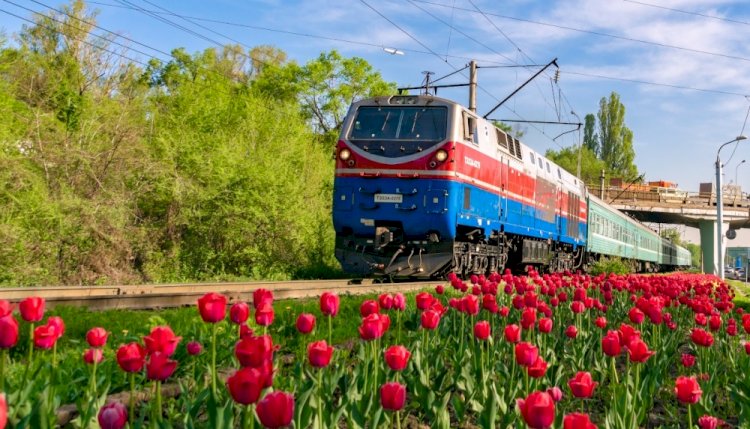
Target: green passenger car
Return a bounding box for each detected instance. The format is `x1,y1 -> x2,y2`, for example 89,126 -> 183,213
586,195 -> 661,270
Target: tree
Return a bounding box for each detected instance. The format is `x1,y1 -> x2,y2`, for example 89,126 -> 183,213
597,92 -> 638,180
685,242 -> 702,269
252,50 -> 397,142
583,113 -> 598,157
545,145 -> 607,185
659,228 -> 683,246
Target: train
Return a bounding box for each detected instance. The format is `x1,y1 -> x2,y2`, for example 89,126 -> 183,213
331,93 -> 691,279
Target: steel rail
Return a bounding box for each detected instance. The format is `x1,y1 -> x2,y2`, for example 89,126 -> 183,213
0,279 -> 438,311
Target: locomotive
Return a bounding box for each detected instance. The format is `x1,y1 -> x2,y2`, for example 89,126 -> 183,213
332,93 -> 690,279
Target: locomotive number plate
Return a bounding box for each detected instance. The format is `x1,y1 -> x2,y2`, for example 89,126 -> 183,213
374,193 -> 403,203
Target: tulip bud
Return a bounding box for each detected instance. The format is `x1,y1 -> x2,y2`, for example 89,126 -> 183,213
187,341 -> 202,356
97,401 -> 127,429
256,391 -> 294,429
83,348 -> 104,365
380,382 -> 406,411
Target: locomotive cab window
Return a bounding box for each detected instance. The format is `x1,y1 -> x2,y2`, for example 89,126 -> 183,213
349,106 -> 448,157
463,111 -> 477,142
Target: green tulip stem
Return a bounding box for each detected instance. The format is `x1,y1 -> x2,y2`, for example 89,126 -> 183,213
395,411 -> 401,429
155,380 -> 163,423
91,357 -> 98,398
129,372 -> 136,423
328,315 -> 333,345
688,404 -> 693,429
611,357 -> 619,385
396,312 -> 401,344
243,404 -> 255,429
317,369 -> 324,429
524,367 -> 529,394
24,322 -> 34,380
0,348 -> 5,390
211,322 -> 218,397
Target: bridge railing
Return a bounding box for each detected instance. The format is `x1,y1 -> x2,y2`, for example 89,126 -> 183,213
586,186 -> 750,208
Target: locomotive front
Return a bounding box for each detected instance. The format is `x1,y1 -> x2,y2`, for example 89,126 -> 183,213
332,95 -> 460,278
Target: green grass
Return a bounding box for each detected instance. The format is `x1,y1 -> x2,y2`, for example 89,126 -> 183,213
727,279 -> 750,311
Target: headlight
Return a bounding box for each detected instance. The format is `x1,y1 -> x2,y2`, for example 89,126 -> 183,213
435,149 -> 448,162
339,148 -> 351,160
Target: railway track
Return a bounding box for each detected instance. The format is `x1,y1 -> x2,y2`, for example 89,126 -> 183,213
0,279 -> 438,311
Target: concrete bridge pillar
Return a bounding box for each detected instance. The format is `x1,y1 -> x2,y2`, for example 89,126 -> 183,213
699,220 -> 728,276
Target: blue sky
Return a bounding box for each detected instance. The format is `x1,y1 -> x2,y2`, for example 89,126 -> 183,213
2,0 -> 750,243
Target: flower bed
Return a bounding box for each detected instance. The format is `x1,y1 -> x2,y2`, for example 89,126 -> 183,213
0,271 -> 747,428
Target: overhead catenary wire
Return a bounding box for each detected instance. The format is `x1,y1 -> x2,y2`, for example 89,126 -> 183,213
622,0 -> 750,27
412,0 -> 750,65
79,0 -> 750,100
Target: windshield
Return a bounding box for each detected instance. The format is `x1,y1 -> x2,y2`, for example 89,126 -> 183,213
347,106 -> 447,157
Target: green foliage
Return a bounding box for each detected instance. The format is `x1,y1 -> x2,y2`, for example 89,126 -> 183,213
659,228 -> 683,246
685,242 -> 702,268
0,2 -> 396,285
588,256 -> 632,275
583,113 -> 598,157
545,145 -> 608,184
597,92 -> 638,180
492,121 -> 524,139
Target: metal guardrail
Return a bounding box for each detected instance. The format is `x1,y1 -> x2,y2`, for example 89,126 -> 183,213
588,186 -> 750,208
0,279 -> 437,311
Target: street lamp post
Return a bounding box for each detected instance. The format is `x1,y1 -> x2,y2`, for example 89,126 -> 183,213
716,136 -> 748,279
735,159 -> 746,185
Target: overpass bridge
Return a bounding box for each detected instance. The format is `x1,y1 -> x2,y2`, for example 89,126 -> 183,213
591,185 -> 750,275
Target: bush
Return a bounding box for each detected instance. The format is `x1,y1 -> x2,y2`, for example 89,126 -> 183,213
588,256 -> 632,275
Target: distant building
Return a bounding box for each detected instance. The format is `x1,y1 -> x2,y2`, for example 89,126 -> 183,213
727,247 -> 750,268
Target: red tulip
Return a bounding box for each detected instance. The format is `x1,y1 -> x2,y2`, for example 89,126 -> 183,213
380,382 -> 406,411
187,341 -> 202,356
97,401 -> 127,429
601,331 -> 621,357
565,325 -> 578,339
568,371 -> 598,398
690,328 -> 714,348
0,300 -> 11,317
416,292 -> 434,311
197,292 -> 227,323
227,367 -> 264,405
500,306 -> 510,317
675,376 -> 702,404
384,345 -> 410,371
515,342 -> 539,367
360,300 -> 380,316
83,348 -> 104,364
695,313 -> 708,326
527,356 -> 548,378
521,307 -> 537,329
360,313 -> 388,339
393,293 -> 406,311
517,390 -> 555,429
229,302 -> 250,325
595,316 -> 607,329
320,292 -> 340,316
627,339 -> 655,363
256,391 -> 294,429
0,393 -> 5,429
681,353 -> 696,368
255,303 -> 275,326
116,342 -> 146,373
420,310 -> 441,330
628,307 -> 645,324
547,386 -> 563,402
146,352 -> 177,381
86,327 -> 108,348
253,289 -> 273,309
745,342 -> 750,355
563,412 -> 598,429
307,340 -> 334,368
47,316 -> 65,340
474,321 -> 491,340
618,323 -> 641,348
435,285 -> 445,295
235,335 -> 274,368
19,297 -> 44,322
505,324 -> 521,343
33,324 -> 57,349
379,293 -> 394,310
240,324 -> 254,339
0,315 -> 19,349
538,318 -> 553,334
143,326 -> 181,356
296,313 -> 316,334
571,301 -> 585,314
698,415 -> 724,429
708,315 -> 721,331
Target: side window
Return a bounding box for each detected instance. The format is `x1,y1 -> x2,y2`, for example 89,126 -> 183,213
462,112 -> 476,142
496,129 -> 508,148
538,158 -> 543,168
557,168 -> 562,179
546,162 -> 551,173
530,152 -> 536,164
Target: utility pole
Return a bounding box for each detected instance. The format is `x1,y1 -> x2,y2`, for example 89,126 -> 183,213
469,60 -> 477,113
599,170 -> 605,200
